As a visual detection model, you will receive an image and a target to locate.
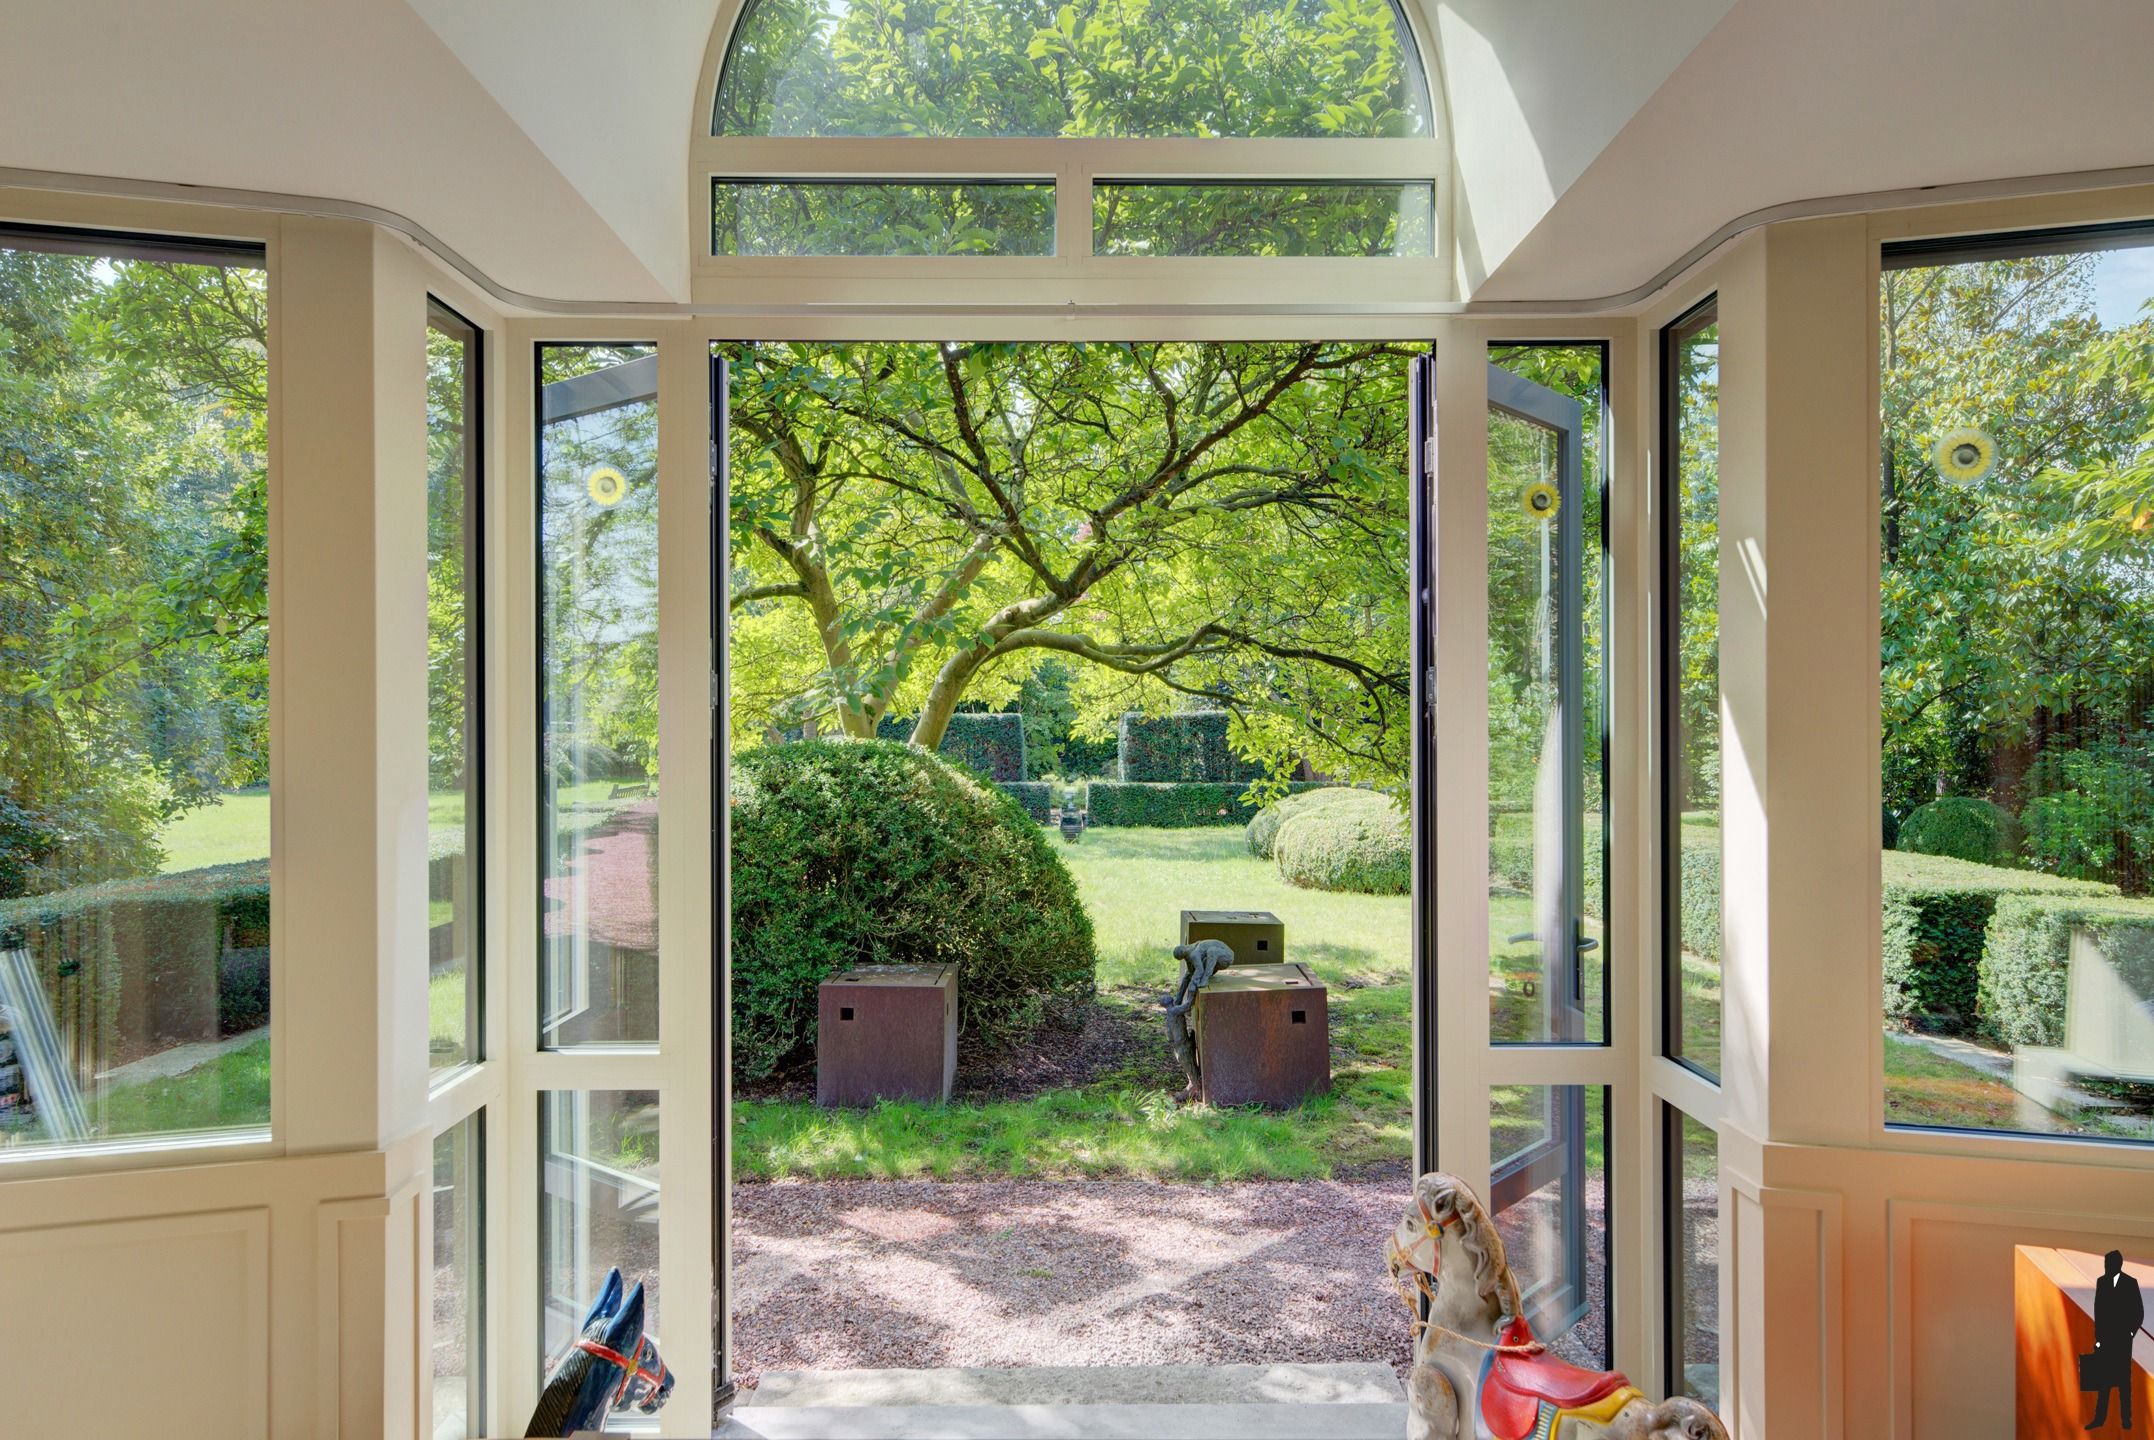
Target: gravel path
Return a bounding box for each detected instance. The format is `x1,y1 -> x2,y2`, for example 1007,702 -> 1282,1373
731,1179 -> 1417,1392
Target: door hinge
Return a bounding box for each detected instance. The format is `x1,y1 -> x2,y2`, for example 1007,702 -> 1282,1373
1423,435 -> 1437,477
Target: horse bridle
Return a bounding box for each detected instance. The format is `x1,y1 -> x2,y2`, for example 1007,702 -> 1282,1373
573,1332 -> 670,1410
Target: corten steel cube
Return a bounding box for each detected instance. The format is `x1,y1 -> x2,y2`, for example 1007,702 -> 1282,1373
1180,908 -> 1286,965
816,964 -> 957,1107
1193,961 -> 1329,1108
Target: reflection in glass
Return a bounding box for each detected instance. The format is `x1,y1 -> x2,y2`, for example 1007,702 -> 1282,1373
1665,1106 -> 1719,1410
1093,182 -> 1434,257
432,1113 -> 485,1439
0,232 -> 271,1152
1486,347 -> 1607,1045
538,346 -> 661,1048
1490,1083 -> 1608,1367
541,1090 -> 661,1369
713,0 -> 1433,139
428,306 -> 481,1071
1879,236 -> 2154,1144
713,179 -> 1055,257
1666,308 -> 1721,1078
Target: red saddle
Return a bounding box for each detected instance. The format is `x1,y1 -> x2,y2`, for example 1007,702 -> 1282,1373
1480,1318 -> 1631,1440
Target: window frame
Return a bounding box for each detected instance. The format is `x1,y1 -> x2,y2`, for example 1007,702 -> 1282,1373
1872,222 -> 2154,1154
0,221 -> 276,1167
428,297 -> 489,1080
1658,294 -> 1721,1083
688,0 -> 1453,303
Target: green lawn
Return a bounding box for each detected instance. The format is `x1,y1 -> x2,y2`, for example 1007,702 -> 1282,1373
97,1035 -> 271,1138
156,788 -> 470,873
735,825 -> 1414,1181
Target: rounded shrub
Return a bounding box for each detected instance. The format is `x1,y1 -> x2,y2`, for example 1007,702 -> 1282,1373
1274,792 -> 1410,895
729,739 -> 1096,1081
1897,796 -> 2019,867
1245,786 -> 1363,858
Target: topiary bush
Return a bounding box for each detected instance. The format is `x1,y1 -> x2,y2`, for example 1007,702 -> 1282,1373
728,740 -> 1094,1081
1088,779 -> 1332,827
1274,793 -> 1410,895
1245,786 -> 1361,857
998,781 -> 1052,822
1116,711 -> 1264,783
1881,850 -> 2114,1036
1898,796 -> 2020,867
1980,894 -> 2154,1048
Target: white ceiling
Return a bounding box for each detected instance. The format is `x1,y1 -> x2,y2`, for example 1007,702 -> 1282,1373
1480,0 -> 2154,301
3,0 -> 2150,306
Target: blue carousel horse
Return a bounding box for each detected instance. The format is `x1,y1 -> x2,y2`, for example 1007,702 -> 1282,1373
524,1269 -> 673,1437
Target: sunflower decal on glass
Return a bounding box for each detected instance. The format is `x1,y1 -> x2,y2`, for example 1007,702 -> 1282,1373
587,465 -> 629,507
1521,480 -> 1560,521
1931,427 -> 1996,486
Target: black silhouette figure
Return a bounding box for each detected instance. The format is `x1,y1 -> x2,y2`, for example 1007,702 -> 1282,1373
2085,1249 -> 2143,1432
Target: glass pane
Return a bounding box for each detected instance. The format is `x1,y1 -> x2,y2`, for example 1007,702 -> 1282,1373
1093,181 -> 1433,257
1667,309 -> 1721,1078
713,0 -> 1432,138
541,1090 -> 661,1369
1879,234 -> 2154,1144
538,346 -> 660,1048
432,1113 -> 485,1439
1489,1083 -> 1608,1367
1665,1106 -> 1719,1410
1487,346 -> 1607,1045
428,307 -> 480,1071
0,231 -> 271,1153
713,179 -> 1054,257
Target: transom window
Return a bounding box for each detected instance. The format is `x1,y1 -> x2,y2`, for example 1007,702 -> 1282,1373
697,0 -> 1446,268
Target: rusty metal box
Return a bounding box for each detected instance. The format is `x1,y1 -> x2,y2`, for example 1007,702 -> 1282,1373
1193,961 -> 1329,1108
817,964 -> 957,1107
1179,909 -> 1286,966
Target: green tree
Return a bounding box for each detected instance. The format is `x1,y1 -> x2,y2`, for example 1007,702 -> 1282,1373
724,341 -> 1413,789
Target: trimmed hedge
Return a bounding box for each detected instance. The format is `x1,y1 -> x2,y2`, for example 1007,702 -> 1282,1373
999,781 -> 1053,823
1980,894 -> 2154,1048
1116,711 -> 1263,783
1882,851 -> 2113,1036
728,740 -> 1094,1082
1275,795 -> 1410,895
1898,796 -> 2019,867
1245,787 -> 1362,858
941,712 -> 1027,781
0,861 -> 273,1072
1088,779 -> 1332,827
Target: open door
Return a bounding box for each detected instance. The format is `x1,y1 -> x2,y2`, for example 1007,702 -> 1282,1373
1484,358 -> 1594,1343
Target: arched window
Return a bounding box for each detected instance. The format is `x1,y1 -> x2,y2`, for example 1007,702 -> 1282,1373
695,0 -> 1446,279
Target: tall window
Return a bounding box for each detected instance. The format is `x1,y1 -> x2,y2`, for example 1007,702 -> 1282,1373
702,0 -> 1441,259
0,227 -> 271,1154
1663,301 -> 1721,1078
1664,1106 -> 1719,1409
537,346 -> 660,1048
1880,225 -> 2154,1144
428,303 -> 482,1072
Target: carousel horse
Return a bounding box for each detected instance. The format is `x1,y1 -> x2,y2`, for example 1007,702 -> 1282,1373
1386,1172 -> 1727,1440
524,1269 -> 673,1437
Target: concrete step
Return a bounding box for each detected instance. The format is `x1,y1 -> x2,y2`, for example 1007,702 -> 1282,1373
748,1363 -> 1405,1409
714,1400 -> 1411,1439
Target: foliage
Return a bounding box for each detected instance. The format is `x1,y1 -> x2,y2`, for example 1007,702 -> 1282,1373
1980,893 -> 2154,1049
1879,254 -> 2154,845
1015,659 -> 1118,777
1245,785 -> 1360,858
1897,796 -> 2020,867
1273,791 -> 1408,895
727,740 -> 1094,1079
724,341 -> 1412,794
716,0 -> 1430,140
1117,709 -> 1264,783
1668,321 -> 1722,815
425,325 -> 474,789
0,246 -> 269,897
1880,850 -> 2113,1035
998,780 -> 1053,822
1088,779 -> 1334,826
2018,734 -> 2154,889
938,711 -> 1027,780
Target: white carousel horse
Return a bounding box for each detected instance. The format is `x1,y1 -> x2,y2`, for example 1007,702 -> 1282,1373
1386,1172 -> 1728,1440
